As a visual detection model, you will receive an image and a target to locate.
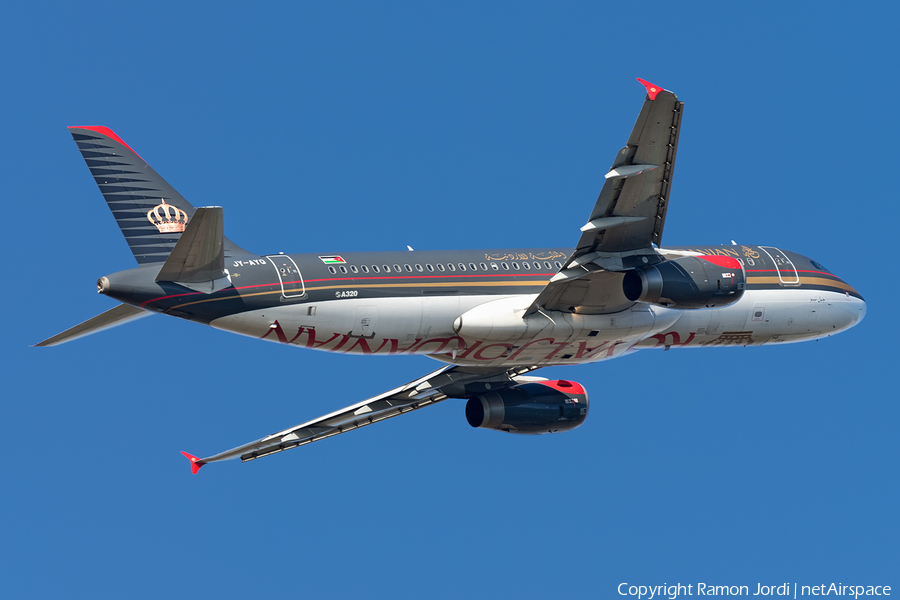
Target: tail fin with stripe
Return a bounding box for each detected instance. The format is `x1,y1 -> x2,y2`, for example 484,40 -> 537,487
68,126 -> 250,264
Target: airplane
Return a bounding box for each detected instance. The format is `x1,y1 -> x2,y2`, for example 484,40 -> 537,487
37,79 -> 866,474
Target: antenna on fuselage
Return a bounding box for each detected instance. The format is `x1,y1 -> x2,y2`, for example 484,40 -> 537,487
407,245 -> 414,251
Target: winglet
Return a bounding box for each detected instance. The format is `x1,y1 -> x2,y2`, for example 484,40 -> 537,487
181,451 -> 206,474
636,78 -> 663,100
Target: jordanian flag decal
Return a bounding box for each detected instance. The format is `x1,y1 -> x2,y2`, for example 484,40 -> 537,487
319,255 -> 347,264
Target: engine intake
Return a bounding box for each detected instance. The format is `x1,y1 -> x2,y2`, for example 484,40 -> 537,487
465,380 -> 589,434
622,255 -> 745,309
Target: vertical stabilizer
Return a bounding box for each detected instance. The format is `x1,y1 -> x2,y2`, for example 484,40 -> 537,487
68,126 -> 250,264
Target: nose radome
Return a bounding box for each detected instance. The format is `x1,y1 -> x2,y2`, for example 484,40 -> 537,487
835,296 -> 866,333
855,297 -> 867,325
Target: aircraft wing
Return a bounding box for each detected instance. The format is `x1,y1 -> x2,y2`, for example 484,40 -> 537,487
526,79 -> 684,315
183,364 -> 540,472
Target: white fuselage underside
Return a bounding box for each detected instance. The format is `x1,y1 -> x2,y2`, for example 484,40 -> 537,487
210,289 -> 865,368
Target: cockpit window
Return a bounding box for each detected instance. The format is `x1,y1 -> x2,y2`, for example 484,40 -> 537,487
810,260 -> 830,272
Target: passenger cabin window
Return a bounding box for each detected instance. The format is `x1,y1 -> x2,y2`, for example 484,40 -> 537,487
415,264 -> 423,272
555,261 -> 563,269
512,262 -> 520,270
383,265 -> 391,273
534,262 -> 541,269
350,265 -> 358,273
501,262 -> 509,270
469,263 -> 477,271
372,265 -> 380,273
490,263 -> 499,270
393,264 -> 401,272
437,264 -> 445,272
544,262 -> 552,269
480,262 -> 487,270
426,264 -> 434,272
448,263 -> 456,271
522,262 -> 530,270
361,265 -> 369,273
340,266 -> 348,274
404,264 -> 413,272
458,263 -> 466,271
328,266 -> 336,274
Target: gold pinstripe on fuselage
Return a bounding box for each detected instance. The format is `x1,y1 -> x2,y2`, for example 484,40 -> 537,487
745,275 -> 859,295
158,272 -> 859,313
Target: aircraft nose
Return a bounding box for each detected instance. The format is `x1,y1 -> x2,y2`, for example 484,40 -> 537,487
832,293 -> 866,333
854,296 -> 867,326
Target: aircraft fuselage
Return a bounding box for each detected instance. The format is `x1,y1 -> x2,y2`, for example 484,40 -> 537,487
97,244 -> 865,368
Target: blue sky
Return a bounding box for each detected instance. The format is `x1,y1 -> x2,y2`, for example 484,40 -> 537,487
3,2 -> 898,598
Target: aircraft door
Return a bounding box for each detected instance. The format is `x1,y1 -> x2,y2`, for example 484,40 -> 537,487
759,247 -> 800,285
266,255 -> 305,298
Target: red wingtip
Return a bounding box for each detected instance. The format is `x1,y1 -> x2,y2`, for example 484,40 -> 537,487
636,78 -> 664,100
67,126 -> 144,160
181,451 -> 206,475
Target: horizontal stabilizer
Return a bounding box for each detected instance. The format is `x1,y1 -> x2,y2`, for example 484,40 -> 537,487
156,207 -> 228,289
35,303 -> 151,347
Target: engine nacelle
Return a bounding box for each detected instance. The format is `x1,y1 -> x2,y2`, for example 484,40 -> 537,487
465,380 -> 589,434
622,255 -> 745,309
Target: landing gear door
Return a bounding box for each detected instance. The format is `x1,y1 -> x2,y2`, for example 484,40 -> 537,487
267,255 -> 305,298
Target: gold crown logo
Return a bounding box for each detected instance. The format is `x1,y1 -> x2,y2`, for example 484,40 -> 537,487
147,199 -> 188,233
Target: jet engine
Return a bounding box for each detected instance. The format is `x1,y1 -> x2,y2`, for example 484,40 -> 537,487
622,255 -> 745,309
465,380 -> 589,434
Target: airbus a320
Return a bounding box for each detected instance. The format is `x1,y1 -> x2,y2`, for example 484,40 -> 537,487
37,79 -> 866,473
